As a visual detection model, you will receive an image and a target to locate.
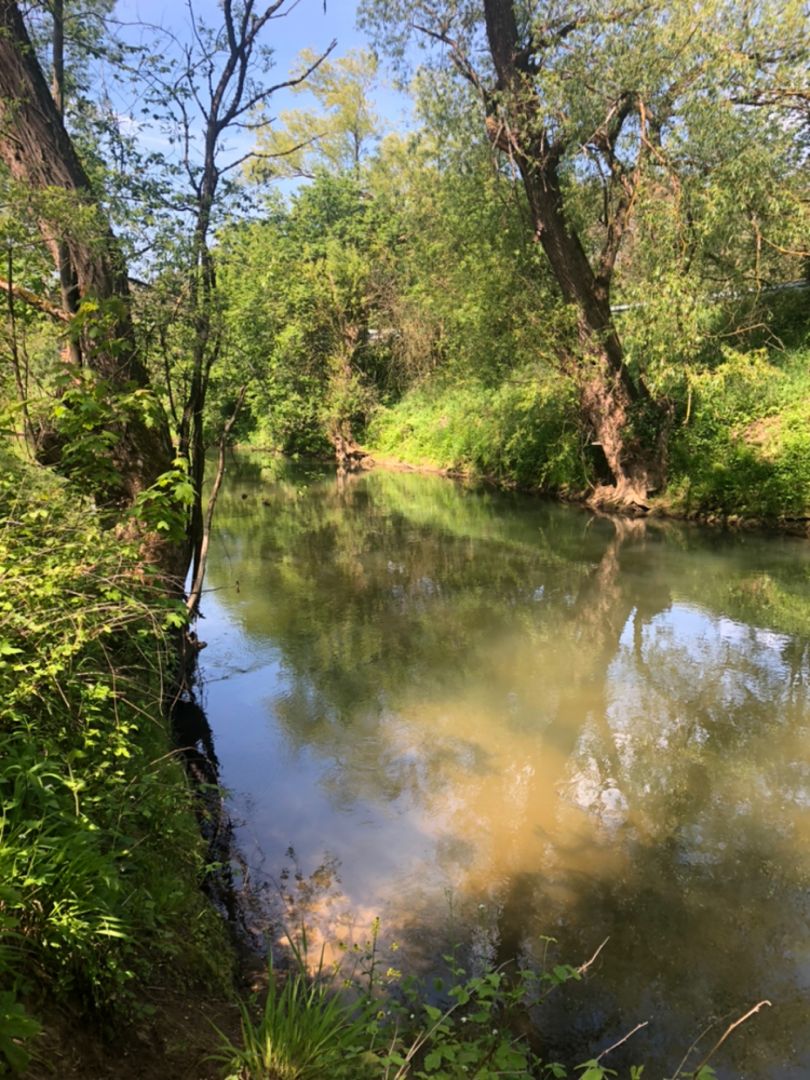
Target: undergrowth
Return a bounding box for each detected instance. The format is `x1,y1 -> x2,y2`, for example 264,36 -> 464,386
666,344 -> 810,519
0,448 -> 228,1074
365,341 -> 810,523
365,372 -> 586,493
218,926 -> 732,1080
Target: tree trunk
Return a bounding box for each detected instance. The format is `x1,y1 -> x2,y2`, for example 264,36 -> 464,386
50,0 -> 83,367
520,169 -> 657,507
482,0 -> 663,509
0,0 -> 173,504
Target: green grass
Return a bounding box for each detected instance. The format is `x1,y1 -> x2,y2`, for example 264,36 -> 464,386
366,371 -> 587,493
215,954 -> 375,1080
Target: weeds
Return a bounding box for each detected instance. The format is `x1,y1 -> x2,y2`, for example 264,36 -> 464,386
219,922 -> 772,1080
667,344 -> 810,519
215,932 -> 376,1080
0,447 -> 228,1070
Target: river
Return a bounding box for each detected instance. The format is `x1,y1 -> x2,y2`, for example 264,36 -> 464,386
199,453 -> 810,1078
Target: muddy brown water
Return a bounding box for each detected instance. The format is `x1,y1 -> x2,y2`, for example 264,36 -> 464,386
200,455 -> 810,1078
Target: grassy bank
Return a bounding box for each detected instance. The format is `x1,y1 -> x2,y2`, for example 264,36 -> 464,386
365,340 -> 810,527
0,449 -> 234,1077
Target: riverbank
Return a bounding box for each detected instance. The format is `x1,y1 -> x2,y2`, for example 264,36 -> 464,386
359,452 -> 810,537
238,443 -> 810,537
359,339 -> 810,536
0,448 -> 242,1076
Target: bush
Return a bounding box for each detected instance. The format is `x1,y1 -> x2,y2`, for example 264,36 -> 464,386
666,345 -> 810,519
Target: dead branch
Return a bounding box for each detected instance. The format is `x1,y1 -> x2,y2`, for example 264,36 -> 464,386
691,1000 -> 772,1077
596,1020 -> 649,1062
577,936 -> 609,976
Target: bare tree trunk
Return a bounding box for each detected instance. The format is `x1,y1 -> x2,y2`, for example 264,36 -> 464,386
185,386 -> 246,617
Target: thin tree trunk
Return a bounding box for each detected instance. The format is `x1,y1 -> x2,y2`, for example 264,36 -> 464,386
5,248 -> 35,451
186,386 -> 246,617
50,0 -> 83,367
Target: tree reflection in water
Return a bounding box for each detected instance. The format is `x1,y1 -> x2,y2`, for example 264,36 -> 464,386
202,456 -> 810,1077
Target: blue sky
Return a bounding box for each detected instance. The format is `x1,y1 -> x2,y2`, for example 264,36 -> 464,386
112,0 -> 412,135
114,0 -> 359,77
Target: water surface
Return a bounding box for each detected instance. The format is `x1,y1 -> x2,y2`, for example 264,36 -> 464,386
200,455 -> 810,1077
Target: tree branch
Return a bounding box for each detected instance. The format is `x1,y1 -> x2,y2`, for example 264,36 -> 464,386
220,131 -> 324,175
691,1001 -> 772,1077
0,276 -> 72,322
411,22 -> 486,99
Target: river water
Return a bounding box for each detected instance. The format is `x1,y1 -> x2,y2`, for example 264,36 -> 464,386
200,454 -> 810,1077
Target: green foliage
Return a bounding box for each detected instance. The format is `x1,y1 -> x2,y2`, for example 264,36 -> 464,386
130,456 -> 196,541
666,344 -> 810,518
219,934 -> 661,1080
216,953 -> 376,1080
367,374 -> 588,492
0,449 -> 227,1061
219,175 -> 391,454
249,48 -> 380,180
49,367 -> 165,501
379,962 -> 547,1079
0,988 -> 42,1075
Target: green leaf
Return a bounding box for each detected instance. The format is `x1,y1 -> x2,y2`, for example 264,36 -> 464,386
424,1048 -> 442,1070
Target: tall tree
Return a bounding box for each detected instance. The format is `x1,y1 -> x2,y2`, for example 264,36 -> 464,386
135,1 -> 335,605
249,48 -> 380,180
360,0 -> 809,509
0,0 -> 173,506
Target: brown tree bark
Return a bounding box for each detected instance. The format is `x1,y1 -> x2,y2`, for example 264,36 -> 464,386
0,0 -> 173,505
480,0 -> 662,509
49,0 -> 83,367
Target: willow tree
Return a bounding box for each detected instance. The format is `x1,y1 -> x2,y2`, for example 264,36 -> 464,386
360,0 -> 809,509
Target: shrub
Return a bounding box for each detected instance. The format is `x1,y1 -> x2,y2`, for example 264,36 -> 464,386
667,345 -> 810,518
